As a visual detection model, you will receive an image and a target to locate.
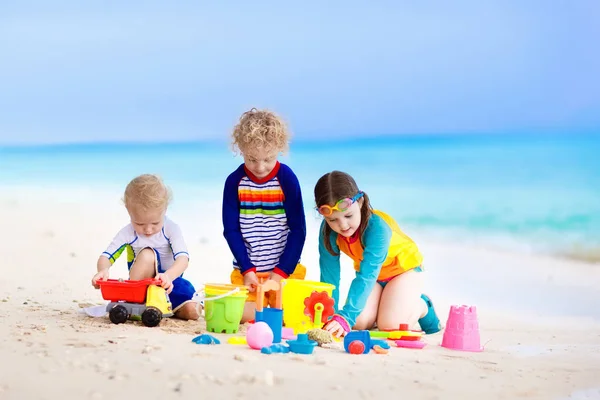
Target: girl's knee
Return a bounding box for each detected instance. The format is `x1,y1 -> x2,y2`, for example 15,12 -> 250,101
376,303 -> 423,331
375,317 -> 399,331
354,314 -> 376,331
353,320 -> 373,331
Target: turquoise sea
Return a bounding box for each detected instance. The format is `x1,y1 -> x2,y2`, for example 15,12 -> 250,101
1,133 -> 599,260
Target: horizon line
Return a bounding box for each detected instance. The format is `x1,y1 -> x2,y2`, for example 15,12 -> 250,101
1,130 -> 598,151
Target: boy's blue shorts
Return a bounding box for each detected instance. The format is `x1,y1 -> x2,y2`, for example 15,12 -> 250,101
130,247 -> 196,311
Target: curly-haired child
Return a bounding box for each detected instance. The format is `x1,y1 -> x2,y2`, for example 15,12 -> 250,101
222,108 -> 307,322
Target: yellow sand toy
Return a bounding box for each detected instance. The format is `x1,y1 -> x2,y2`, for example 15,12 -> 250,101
281,279 -> 335,334
97,278 -> 173,327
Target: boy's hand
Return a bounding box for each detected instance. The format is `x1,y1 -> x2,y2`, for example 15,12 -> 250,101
243,271 -> 258,292
157,272 -> 174,294
269,272 -> 283,284
91,269 -> 109,289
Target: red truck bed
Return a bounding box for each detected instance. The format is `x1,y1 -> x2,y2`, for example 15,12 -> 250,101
97,278 -> 161,303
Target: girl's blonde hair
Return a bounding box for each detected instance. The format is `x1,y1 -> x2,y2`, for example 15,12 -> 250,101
231,108 -> 290,154
123,174 -> 172,210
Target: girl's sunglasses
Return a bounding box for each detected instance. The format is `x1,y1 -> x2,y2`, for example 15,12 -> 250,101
317,192 -> 364,216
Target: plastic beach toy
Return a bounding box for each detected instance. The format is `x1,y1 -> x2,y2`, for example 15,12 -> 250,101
203,284 -> 248,334
344,331 -> 391,354
287,333 -> 317,354
97,278 -> 173,327
261,343 -> 291,354
281,327 -> 296,340
281,279 -> 335,334
83,304 -> 108,317
227,337 -> 247,345
441,305 -> 483,352
395,339 -> 427,349
246,321 -> 274,350
254,272 -> 283,343
192,334 -> 221,345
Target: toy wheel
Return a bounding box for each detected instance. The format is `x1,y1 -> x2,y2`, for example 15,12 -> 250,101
109,305 -> 128,324
141,307 -> 162,327
348,340 -> 365,355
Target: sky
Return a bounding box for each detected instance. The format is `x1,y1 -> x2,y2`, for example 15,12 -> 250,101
0,1 -> 599,145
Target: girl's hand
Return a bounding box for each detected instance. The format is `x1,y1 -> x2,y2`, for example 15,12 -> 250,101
157,273 -> 173,294
323,319 -> 346,338
243,271 -> 259,293
91,269 -> 109,289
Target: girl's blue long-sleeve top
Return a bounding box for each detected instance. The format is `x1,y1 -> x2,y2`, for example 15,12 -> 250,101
319,216 -> 391,328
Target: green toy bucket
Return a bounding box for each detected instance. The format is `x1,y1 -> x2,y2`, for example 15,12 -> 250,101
203,284 -> 248,334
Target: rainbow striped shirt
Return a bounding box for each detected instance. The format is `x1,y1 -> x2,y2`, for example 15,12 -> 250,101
222,162 -> 306,277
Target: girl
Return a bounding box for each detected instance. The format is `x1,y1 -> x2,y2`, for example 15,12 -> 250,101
315,171 -> 441,337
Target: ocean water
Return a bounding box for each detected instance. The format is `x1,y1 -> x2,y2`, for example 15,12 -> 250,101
1,133 -> 599,260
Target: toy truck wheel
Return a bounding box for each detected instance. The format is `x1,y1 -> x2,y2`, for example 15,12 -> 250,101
141,307 -> 162,327
109,305 -> 129,324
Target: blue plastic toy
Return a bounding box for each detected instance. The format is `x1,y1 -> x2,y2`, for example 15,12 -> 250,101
254,272 -> 283,343
256,308 -> 283,344
260,343 -> 291,354
286,333 -> 317,354
344,330 -> 389,354
373,339 -> 390,349
192,334 -> 221,345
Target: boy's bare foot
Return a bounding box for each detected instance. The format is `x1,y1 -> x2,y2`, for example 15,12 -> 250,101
174,302 -> 200,320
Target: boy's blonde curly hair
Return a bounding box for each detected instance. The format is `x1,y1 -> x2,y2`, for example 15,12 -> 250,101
123,174 -> 172,211
231,108 -> 290,154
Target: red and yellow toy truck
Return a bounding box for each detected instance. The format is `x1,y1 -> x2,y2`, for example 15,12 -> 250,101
97,278 -> 173,327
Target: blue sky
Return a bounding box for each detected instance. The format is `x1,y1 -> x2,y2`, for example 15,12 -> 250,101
0,1 -> 599,145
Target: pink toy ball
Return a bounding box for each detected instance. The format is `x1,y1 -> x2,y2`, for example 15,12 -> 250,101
246,321 -> 274,350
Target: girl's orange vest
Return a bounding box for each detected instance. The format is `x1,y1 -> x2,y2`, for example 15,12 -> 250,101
336,210 -> 423,281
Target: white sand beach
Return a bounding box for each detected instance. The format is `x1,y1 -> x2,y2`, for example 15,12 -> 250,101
1,186 -> 599,400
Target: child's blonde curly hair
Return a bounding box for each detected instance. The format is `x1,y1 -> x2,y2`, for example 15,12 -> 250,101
123,174 -> 172,211
231,108 -> 291,155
